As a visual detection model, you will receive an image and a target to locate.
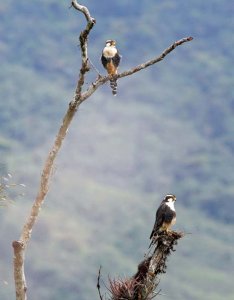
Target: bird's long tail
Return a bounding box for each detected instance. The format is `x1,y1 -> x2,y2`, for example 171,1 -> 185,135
110,76 -> 118,96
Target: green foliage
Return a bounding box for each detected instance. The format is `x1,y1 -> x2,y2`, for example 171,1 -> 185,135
0,0 -> 233,300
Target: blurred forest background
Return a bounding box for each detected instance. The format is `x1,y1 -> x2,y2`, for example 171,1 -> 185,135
0,0 -> 233,299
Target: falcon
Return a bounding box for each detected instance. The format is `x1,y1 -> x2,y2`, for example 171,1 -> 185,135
149,194 -> 176,246
101,40 -> 121,96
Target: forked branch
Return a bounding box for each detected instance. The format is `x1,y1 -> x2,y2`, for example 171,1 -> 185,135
81,36 -> 193,101
12,2 -> 96,300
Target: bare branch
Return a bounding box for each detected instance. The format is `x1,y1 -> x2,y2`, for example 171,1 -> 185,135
81,36 -> 193,101
15,1 -> 96,246
71,1 -> 96,103
12,2 -> 96,299
71,0 -> 95,23
118,36 -> 193,78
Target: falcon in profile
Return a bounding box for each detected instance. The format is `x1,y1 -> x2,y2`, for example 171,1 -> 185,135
101,40 -> 121,96
149,194 -> 177,247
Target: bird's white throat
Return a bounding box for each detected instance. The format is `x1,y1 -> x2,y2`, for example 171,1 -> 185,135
103,46 -> 117,58
165,201 -> 175,211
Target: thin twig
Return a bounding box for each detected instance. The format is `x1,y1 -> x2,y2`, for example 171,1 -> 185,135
89,58 -> 102,76
118,37 -> 193,78
71,0 -> 95,23
97,266 -> 104,300
71,1 -> 96,104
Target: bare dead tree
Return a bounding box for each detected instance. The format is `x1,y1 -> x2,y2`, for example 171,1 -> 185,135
12,1 -> 193,299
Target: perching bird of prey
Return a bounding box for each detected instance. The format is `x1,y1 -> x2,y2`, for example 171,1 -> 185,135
149,194 -> 177,247
101,40 -> 121,96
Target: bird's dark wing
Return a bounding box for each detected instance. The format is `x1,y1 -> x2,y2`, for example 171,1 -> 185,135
101,54 -> 110,69
156,203 -> 168,226
149,203 -> 167,239
112,52 -> 121,68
